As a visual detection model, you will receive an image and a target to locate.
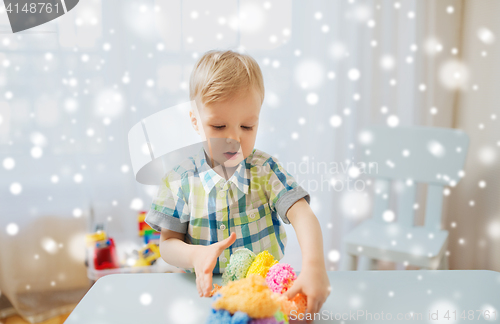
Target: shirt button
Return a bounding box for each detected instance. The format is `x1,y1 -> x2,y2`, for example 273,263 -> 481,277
221,257 -> 227,263
218,191 -> 226,198
249,213 -> 255,219
220,224 -> 226,230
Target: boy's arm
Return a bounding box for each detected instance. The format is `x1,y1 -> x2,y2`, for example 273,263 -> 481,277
286,198 -> 325,265
284,198 -> 331,315
159,228 -> 236,297
159,229 -> 198,270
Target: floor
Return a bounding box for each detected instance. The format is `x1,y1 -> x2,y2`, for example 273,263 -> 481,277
1,312 -> 71,324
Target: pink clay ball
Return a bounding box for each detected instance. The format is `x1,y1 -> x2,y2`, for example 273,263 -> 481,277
265,263 -> 297,294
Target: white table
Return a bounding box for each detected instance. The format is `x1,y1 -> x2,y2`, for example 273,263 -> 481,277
64,270 -> 500,323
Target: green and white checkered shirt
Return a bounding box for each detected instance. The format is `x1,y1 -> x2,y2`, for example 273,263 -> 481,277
145,146 -> 310,274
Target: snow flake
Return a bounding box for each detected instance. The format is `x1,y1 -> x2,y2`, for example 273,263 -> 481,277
380,55 -> 395,70
330,115 -> 342,128
478,146 -> 496,165
357,131 -> 373,146
348,68 -> 360,81
6,223 -> 19,235
487,221 -> 500,240
383,210 -> 395,222
42,237 -> 58,254
73,208 -> 83,218
427,140 -> 445,158
295,60 -> 325,88
3,157 -> 15,170
31,147 -> 43,159
306,93 -> 319,105
386,115 -> 399,127
74,174 -> 83,183
328,250 -> 340,263
329,42 -> 347,60
477,27 -> 495,44
130,198 -> 144,210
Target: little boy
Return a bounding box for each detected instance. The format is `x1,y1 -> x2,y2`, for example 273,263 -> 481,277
145,49 -> 330,315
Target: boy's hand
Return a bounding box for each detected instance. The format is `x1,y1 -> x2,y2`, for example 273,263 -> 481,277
284,262 -> 331,320
192,232 -> 236,297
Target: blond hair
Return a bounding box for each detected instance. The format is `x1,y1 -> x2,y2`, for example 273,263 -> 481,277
189,49 -> 265,106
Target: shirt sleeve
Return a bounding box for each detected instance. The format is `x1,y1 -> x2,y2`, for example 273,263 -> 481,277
144,171 -> 190,233
265,156 -> 311,225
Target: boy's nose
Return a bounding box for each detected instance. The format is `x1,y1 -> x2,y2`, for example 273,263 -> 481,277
225,137 -> 240,145
225,129 -> 240,143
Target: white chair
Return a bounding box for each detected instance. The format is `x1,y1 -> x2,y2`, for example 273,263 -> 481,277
340,125 -> 469,271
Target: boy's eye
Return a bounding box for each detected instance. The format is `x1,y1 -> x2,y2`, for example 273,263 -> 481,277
211,125 -> 253,130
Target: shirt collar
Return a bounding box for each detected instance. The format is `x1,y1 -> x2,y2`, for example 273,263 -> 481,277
194,146 -> 251,195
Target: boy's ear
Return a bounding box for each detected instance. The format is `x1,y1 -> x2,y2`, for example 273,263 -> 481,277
189,109 -> 200,135
189,99 -> 207,140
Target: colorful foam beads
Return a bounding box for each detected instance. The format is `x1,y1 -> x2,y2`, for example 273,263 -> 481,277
265,263 -> 297,294
271,292 -> 307,319
205,309 -> 250,324
231,311 -> 251,324
213,275 -> 280,319
222,248 -> 256,284
205,309 -> 232,324
246,250 -> 278,278
291,293 -> 307,317
274,310 -> 288,324
207,249 -> 306,323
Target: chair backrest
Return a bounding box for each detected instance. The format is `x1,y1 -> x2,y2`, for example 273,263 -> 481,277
360,125 -> 469,230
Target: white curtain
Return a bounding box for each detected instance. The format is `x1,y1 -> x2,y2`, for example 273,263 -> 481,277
274,0 -> 466,271
448,0 -> 500,271
1,0 -> 499,321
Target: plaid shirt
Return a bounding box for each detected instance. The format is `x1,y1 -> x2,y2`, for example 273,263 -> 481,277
145,146 -> 310,274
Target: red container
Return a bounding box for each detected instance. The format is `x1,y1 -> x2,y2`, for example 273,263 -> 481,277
93,238 -> 120,270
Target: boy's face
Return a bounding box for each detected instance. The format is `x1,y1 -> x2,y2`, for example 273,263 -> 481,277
190,87 -> 261,168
